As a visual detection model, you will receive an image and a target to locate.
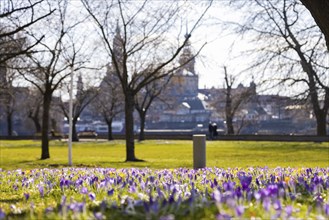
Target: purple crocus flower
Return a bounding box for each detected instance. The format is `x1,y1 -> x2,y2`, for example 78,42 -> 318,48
13,184 -> 18,191
255,178 -> 260,186
94,212 -> 104,220
254,192 -> 261,201
64,179 -> 71,186
168,193 -> 176,204
68,203 -> 78,212
313,175 -> 321,185
285,205 -> 293,217
100,200 -> 107,212
89,192 -> 96,201
235,205 -> 244,216
80,187 -> 88,194
213,178 -> 218,187
0,208 -> 5,220
75,179 -> 83,187
148,176 -> 155,183
260,188 -> 271,198
61,195 -> 66,206
216,213 -> 232,220
107,189 -> 114,196
45,207 -> 54,214
268,184 -> 278,197
38,185 -> 44,198
263,197 -> 271,211
157,187 -> 164,198
238,174 -> 252,191
315,194 -> 324,205
78,202 -> 85,212
223,181 -> 235,191
150,202 -> 159,214
324,203 -> 329,216
60,178 -> 65,190
90,176 -> 99,185
24,193 -> 30,201
69,202 -> 84,213
273,200 -> 282,211
143,201 -> 150,213
129,186 -> 136,193
297,176 -> 306,186
235,186 -> 242,198
306,168 -> 312,176
212,189 -> 221,203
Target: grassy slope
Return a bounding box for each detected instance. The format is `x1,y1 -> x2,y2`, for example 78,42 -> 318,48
0,139 -> 328,170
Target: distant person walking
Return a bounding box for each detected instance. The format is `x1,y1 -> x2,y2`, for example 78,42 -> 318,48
212,123 -> 218,139
208,122 -> 214,140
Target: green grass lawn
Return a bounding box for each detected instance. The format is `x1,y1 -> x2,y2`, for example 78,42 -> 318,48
0,139 -> 328,170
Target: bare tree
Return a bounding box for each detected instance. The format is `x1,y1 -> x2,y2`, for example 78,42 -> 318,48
223,66 -> 255,135
14,0 -> 91,159
93,65 -> 124,141
0,55 -> 33,136
0,0 -> 54,64
0,67 -> 16,136
228,0 -> 329,136
82,0 -> 212,161
0,0 -> 53,136
223,67 -> 235,135
59,75 -> 98,142
26,89 -> 43,133
300,0 -> 329,51
135,76 -> 171,141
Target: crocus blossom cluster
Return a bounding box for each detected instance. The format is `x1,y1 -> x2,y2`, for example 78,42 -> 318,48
0,167 -> 328,219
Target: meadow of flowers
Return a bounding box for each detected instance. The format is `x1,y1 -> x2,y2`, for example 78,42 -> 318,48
0,167 -> 328,219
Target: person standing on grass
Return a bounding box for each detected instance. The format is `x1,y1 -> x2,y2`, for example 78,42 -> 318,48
212,123 -> 218,139
208,122 -> 214,140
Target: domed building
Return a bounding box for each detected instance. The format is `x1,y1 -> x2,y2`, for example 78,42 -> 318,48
168,35 -> 199,98
147,35 -> 211,129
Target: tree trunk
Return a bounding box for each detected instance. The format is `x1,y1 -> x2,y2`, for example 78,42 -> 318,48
72,119 -> 79,142
106,118 -> 114,141
6,111 -> 12,136
226,115 -> 235,135
28,105 -> 42,133
314,110 -> 327,136
299,55 -> 327,136
225,86 -> 234,134
288,30 -> 328,137
125,91 -> 137,161
300,0 -> 329,51
138,112 -> 146,141
41,93 -> 51,159
31,116 -> 41,133
224,67 -> 235,135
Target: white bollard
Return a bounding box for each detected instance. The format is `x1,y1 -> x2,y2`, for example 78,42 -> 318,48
193,134 -> 206,169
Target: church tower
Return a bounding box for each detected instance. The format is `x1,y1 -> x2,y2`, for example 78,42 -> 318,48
170,33 -> 199,98
112,19 -> 123,63
249,77 -> 257,95
76,73 -> 84,98
99,21 -> 123,94
178,34 -> 196,74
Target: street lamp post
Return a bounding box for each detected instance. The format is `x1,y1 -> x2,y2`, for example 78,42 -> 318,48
68,65 -> 74,166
